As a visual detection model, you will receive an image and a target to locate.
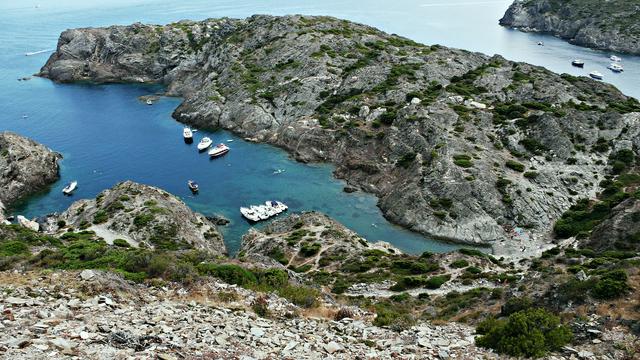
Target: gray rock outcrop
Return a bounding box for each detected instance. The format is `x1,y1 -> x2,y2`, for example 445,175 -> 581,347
59,180 -> 226,255
39,15 -> 640,255
586,198 -> 640,251
0,132 -> 61,222
500,0 -> 640,55
240,212 -> 398,269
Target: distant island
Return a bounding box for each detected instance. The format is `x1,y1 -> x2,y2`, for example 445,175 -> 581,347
500,0 -> 640,55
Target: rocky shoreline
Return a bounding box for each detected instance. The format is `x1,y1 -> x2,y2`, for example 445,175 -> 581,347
500,0 -> 640,55
0,132 -> 61,224
38,15 -> 640,258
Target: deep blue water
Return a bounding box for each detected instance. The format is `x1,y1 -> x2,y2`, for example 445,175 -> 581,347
1,0 -> 638,254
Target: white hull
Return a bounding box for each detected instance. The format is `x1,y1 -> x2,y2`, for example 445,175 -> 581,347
183,127 -> 193,140
589,71 -> 603,80
197,137 -> 213,151
62,181 -> 78,195
208,144 -> 230,157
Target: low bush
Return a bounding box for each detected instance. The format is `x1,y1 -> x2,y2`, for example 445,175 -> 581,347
506,160 -> 525,172
450,259 -> 469,268
476,308 -> 572,358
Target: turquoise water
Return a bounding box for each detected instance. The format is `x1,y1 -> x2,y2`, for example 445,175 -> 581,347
1,0 -> 638,254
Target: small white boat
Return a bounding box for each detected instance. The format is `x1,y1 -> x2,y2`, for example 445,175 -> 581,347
183,127 -> 193,142
188,180 -> 199,192
608,63 -> 624,73
197,137 -> 213,151
146,99 -> 153,105
589,71 -> 604,80
610,55 -> 622,62
571,59 -> 584,68
62,181 -> 78,195
208,143 -> 230,158
537,41 -> 544,46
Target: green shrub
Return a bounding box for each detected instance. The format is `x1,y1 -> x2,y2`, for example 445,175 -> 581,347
450,259 -> 469,268
0,241 -> 30,256
506,160 -> 525,172
133,213 -> 154,227
476,308 -> 573,358
453,154 -> 473,168
277,285 -> 319,308
425,275 -> 450,289
373,303 -> 415,330
299,242 -> 321,257
112,239 -> 130,248
197,263 -> 257,287
92,210 -> 108,224
591,269 -> 630,299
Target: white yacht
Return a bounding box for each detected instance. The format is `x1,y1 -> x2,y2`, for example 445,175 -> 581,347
183,127 -> 193,141
589,71 -> 604,80
62,181 -> 78,195
608,63 -> 624,73
146,99 -> 153,105
208,143 -> 230,158
197,137 -> 213,151
610,55 -> 622,62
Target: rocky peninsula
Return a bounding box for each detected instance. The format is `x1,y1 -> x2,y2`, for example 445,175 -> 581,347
500,0 -> 640,55
39,15 -> 640,257
0,132 -> 61,224
59,181 -> 226,255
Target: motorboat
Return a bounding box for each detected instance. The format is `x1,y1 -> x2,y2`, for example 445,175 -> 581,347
537,41 -> 544,46
146,99 -> 153,105
608,63 -> 624,73
197,137 -> 213,151
589,71 -> 604,80
571,59 -> 584,68
183,127 -> 193,143
62,181 -> 78,195
183,127 -> 193,139
610,55 -> 622,62
188,180 -> 199,193
208,143 -> 230,158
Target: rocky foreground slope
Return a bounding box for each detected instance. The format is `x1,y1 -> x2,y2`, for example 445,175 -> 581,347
0,271 -> 491,360
500,0 -> 640,55
0,132 -> 61,223
39,15 -> 640,256
1,180 -> 638,358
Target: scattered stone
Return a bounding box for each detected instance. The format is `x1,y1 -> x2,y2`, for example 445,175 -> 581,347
79,269 -> 96,281
324,341 -> 342,354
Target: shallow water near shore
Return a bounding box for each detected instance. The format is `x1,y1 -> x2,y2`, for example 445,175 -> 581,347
1,0 -> 639,254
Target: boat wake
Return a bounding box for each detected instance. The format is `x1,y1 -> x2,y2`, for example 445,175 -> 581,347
24,49 -> 54,56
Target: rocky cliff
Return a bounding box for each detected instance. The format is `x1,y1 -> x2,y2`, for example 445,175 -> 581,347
0,132 -> 61,223
39,15 -> 640,256
500,0 -> 640,55
59,181 -> 226,255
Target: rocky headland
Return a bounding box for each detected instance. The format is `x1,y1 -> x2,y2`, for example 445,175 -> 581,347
59,180 -> 226,255
0,132 -> 61,224
500,0 -> 640,55
39,15 -> 640,258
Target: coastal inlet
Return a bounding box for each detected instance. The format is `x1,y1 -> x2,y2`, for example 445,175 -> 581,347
7,82 -> 460,255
